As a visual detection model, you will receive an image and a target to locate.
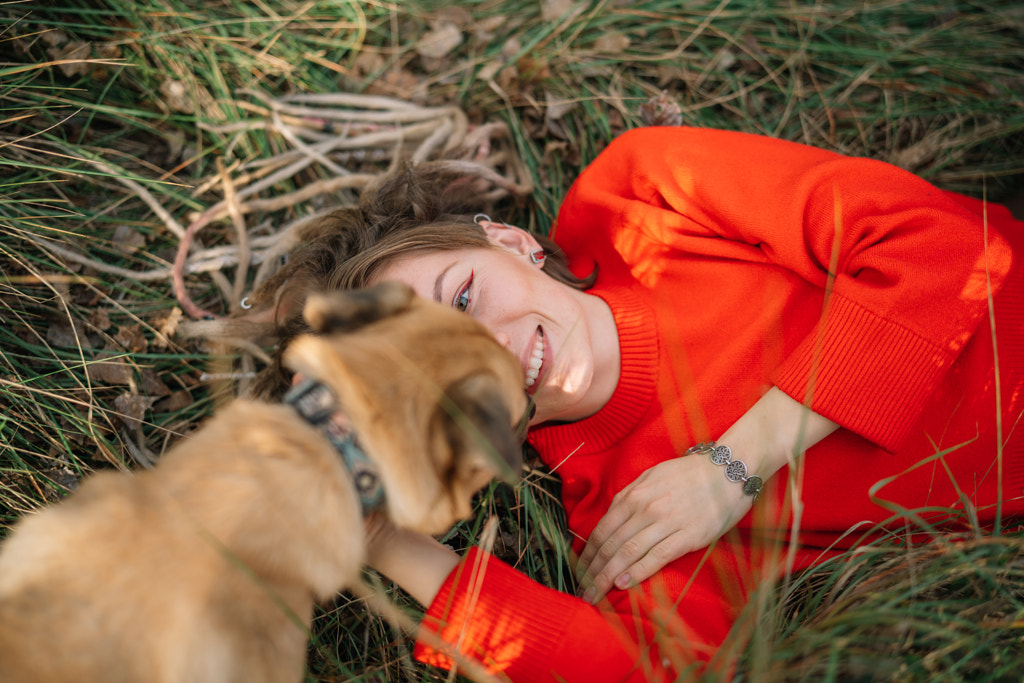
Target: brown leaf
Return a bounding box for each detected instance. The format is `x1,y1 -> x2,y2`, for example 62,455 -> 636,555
112,224 -> 146,254
154,389 -> 194,414
434,7 -> 473,29
473,16 -> 506,40
353,50 -> 385,78
47,41 -> 92,78
139,368 -> 172,397
478,60 -> 503,82
114,393 -> 157,427
416,22 -> 463,60
542,0 -> 576,22
42,30 -> 69,47
545,91 -> 575,121
88,308 -> 112,332
500,37 -> 522,61
159,79 -> 194,114
367,68 -> 423,99
639,91 -> 683,127
114,324 -> 147,353
87,345 -> 133,385
544,92 -> 576,139
47,320 -> 93,349
152,307 -> 183,349
594,33 -> 630,53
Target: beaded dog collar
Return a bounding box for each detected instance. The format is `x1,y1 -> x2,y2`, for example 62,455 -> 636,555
284,378 -> 385,515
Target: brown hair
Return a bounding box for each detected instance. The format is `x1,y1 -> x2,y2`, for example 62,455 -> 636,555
246,161 -> 593,398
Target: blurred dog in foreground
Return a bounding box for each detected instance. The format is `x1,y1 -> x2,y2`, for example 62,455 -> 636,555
0,282 -> 527,683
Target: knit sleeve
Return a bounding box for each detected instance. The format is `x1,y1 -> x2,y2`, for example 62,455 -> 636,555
413,544 -> 747,682
554,127 -> 1017,451
412,548 -> 644,682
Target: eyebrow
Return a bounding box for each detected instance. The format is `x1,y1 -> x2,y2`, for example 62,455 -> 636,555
433,261 -> 457,303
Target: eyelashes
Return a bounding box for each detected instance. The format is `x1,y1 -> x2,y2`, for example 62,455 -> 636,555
453,270 -> 474,312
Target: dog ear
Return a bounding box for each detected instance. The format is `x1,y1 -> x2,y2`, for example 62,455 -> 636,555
439,374 -> 523,485
303,281 -> 415,333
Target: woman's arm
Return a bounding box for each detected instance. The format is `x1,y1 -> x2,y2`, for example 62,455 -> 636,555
364,520 -> 657,682
576,388 -> 838,603
363,514 -> 459,606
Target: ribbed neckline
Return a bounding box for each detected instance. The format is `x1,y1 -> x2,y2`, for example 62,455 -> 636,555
529,284 -> 659,460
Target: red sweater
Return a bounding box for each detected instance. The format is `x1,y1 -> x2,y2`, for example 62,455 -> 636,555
415,127 -> 1024,681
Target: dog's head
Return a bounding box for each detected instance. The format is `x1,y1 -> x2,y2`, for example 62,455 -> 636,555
282,281 -> 529,534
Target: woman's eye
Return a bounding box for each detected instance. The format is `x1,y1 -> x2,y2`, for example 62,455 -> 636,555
453,272 -> 473,312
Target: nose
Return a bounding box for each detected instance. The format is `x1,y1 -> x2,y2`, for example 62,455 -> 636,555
492,330 -> 513,351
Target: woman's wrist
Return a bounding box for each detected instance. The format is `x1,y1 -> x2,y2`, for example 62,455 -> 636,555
366,526 -> 461,607
715,387 -> 839,485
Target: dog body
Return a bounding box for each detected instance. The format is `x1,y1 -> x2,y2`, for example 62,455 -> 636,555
0,283 -> 527,683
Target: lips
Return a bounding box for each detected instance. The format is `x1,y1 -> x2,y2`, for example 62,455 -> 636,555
524,327 -> 545,395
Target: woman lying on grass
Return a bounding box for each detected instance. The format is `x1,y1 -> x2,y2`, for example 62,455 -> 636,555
249,126 -> 1024,682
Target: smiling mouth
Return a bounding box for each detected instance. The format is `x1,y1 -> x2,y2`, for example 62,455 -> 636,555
524,327 -> 544,393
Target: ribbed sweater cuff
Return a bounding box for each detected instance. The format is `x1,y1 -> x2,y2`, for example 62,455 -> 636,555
413,547 -> 575,680
773,292 -> 955,452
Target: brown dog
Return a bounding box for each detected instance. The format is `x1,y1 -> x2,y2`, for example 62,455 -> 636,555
0,282 -> 528,683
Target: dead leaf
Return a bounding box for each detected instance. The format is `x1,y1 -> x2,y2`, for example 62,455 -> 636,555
139,368 -> 172,397
542,0 -> 576,22
353,50 -> 385,78
97,44 -> 122,60
88,309 -> 112,332
434,7 -> 473,28
42,30 -> 69,47
594,33 -> 630,53
516,56 -> 551,83
114,393 -> 157,427
160,79 -> 194,114
112,224 -> 146,254
47,320 -> 93,349
155,389 -> 194,414
478,60 -> 503,82
87,344 -> 133,385
47,41 -> 92,78
545,91 -> 575,121
367,68 -> 424,99
544,91 -> 576,138
496,65 -> 520,96
474,15 -> 506,40
416,22 -> 463,60
501,37 -> 522,61
153,307 -> 183,349
115,324 -> 147,353
639,91 -> 683,127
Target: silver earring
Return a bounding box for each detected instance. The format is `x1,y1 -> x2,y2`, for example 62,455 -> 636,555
474,213 -> 492,227
529,248 -> 546,265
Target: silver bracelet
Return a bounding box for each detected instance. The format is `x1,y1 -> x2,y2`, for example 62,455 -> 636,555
686,441 -> 763,502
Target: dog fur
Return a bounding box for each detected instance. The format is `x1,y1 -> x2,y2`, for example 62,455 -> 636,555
0,282 -> 527,683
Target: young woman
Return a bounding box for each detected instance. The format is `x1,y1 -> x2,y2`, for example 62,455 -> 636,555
252,126 -> 1024,681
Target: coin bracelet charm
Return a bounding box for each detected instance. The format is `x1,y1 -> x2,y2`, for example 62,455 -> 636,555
686,441 -> 764,502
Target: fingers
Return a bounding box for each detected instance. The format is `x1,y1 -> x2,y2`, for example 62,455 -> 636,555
576,497 -> 634,574
578,523 -> 676,604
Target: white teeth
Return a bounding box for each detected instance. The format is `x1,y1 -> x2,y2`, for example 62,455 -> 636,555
524,331 -> 544,388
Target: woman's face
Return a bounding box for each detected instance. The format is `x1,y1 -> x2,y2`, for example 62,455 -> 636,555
373,224 -> 618,426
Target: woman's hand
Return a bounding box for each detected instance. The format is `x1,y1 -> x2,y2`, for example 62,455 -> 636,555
574,454 -> 751,604
576,387 -> 840,605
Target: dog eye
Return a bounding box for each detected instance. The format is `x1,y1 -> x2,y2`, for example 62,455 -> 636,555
452,271 -> 473,312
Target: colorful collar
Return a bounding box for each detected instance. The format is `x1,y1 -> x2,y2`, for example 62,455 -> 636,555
284,378 -> 385,516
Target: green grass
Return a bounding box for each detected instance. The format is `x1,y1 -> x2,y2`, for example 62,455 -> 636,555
2,0 -> 1023,680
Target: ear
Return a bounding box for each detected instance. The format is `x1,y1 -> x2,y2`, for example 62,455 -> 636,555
480,221 -> 542,258
303,281 -> 415,333
437,373 -> 523,486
